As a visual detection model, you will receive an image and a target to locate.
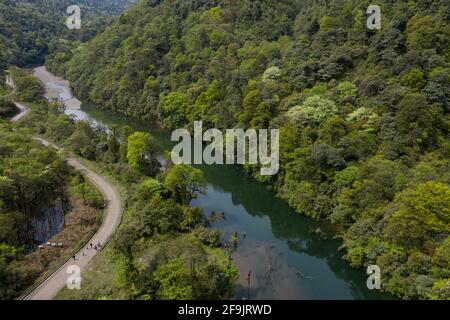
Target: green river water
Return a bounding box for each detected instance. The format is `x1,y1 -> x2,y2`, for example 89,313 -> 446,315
65,103 -> 392,300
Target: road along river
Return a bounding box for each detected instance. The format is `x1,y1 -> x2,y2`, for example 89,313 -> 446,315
34,66 -> 392,300
9,72 -> 122,300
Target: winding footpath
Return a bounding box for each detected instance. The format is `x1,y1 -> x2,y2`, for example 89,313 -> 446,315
9,80 -> 122,300
11,102 -> 31,122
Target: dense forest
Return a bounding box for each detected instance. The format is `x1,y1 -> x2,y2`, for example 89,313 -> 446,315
45,0 -> 450,299
0,0 -> 136,73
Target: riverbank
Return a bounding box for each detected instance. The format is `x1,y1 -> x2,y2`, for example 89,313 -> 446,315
34,66 -> 81,110
36,66 -> 394,299
20,66 -> 239,300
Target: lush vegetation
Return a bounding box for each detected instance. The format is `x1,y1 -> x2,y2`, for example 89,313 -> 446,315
0,97 -> 18,118
0,121 -> 72,298
0,0 -> 136,74
0,71 -> 107,299
8,67 -> 46,103
13,84 -> 237,300
2,0 -> 236,301
47,0 -> 450,299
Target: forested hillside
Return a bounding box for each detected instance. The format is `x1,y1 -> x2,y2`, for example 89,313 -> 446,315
0,0 -> 135,73
48,0 -> 449,299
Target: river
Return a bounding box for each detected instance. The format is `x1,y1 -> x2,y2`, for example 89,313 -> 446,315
34,67 -> 391,300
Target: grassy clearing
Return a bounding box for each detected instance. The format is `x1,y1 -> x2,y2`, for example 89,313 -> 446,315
55,247 -> 122,300
55,233 -> 234,300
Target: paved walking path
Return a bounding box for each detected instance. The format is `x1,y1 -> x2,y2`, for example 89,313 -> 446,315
9,80 -> 122,300
11,102 -> 31,121
23,153 -> 122,300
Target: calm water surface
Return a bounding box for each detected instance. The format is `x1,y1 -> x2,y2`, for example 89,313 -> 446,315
66,103 -> 392,300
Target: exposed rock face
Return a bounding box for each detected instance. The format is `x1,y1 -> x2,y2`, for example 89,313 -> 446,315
31,205 -> 65,244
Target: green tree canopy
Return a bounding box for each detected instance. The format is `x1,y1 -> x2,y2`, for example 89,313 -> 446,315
127,131 -> 161,176
164,164 -> 206,205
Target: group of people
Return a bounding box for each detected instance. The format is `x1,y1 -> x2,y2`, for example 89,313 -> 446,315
72,241 -> 102,260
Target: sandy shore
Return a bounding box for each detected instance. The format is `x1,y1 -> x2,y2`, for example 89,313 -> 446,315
33,66 -> 81,110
